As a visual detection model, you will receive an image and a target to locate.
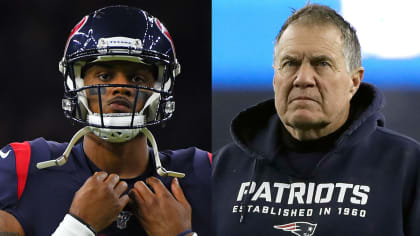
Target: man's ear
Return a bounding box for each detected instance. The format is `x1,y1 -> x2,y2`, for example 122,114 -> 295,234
349,66 -> 364,97
272,65 -> 277,91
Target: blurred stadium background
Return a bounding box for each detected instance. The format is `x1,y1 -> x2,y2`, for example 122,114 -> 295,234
0,1 -> 211,151
212,0 -> 420,151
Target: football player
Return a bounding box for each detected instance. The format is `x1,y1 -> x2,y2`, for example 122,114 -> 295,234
0,5 -> 211,236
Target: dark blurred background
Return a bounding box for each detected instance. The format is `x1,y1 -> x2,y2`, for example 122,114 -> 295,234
0,1 -> 211,151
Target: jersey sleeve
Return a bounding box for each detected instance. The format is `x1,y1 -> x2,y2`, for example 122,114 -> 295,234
159,147 -> 212,236
0,142 -> 31,210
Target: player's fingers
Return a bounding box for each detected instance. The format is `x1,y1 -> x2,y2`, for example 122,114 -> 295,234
105,173 -> 120,188
128,189 -> 143,217
146,177 -> 172,199
129,188 -> 143,204
133,181 -> 155,204
126,192 -> 137,211
128,189 -> 143,214
119,194 -> 130,210
94,171 -> 108,182
115,180 -> 128,196
171,178 -> 190,206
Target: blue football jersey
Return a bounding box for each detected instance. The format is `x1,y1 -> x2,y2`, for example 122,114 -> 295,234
0,138 -> 211,235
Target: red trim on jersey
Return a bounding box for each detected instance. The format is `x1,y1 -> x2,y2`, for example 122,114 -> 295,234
10,141 -> 31,200
208,152 -> 212,165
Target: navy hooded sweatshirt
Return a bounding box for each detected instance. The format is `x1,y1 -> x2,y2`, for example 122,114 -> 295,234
213,83 -> 420,236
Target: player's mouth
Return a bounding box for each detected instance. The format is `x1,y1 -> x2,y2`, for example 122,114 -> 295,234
107,97 -> 133,112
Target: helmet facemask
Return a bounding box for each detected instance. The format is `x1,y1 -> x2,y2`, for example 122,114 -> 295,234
61,52 -> 177,143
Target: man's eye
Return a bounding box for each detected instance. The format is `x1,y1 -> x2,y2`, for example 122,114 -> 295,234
282,60 -> 298,68
98,73 -> 112,81
130,75 -> 146,83
315,61 -> 330,67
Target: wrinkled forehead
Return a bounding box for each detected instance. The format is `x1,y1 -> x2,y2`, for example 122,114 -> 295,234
275,23 -> 343,59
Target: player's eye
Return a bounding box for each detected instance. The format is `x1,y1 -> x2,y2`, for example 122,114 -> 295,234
97,73 -> 112,82
130,74 -> 147,84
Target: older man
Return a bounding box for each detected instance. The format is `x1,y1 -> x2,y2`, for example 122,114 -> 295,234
213,4 -> 420,236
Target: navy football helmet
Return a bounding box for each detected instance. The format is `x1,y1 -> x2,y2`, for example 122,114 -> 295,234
36,6 -> 185,178
60,5 -> 180,143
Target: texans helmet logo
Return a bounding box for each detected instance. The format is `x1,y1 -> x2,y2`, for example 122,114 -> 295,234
273,222 -> 317,236
64,15 -> 88,54
154,18 -> 176,56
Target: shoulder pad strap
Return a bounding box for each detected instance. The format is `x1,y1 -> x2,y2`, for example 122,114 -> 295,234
10,142 -> 31,200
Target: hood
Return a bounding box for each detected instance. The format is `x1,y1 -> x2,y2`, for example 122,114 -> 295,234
230,82 -> 385,162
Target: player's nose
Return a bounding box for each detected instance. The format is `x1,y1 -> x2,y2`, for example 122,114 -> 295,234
111,72 -> 133,96
112,72 -> 130,84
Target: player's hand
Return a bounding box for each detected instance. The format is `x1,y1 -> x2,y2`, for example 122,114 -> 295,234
69,171 -> 129,232
129,177 -> 192,236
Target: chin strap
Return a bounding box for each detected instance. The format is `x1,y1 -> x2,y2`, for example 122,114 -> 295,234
36,127 -> 91,169
140,127 -> 185,178
36,127 -> 186,178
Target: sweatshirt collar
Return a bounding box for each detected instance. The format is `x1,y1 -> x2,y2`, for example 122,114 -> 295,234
231,83 -> 385,162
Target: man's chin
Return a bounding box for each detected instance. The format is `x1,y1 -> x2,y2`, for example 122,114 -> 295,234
285,114 -> 329,130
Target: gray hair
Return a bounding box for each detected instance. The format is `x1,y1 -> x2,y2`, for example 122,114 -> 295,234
273,4 -> 361,72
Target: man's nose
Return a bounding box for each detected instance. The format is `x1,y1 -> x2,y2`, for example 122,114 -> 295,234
293,62 -> 316,88
110,73 -> 132,96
